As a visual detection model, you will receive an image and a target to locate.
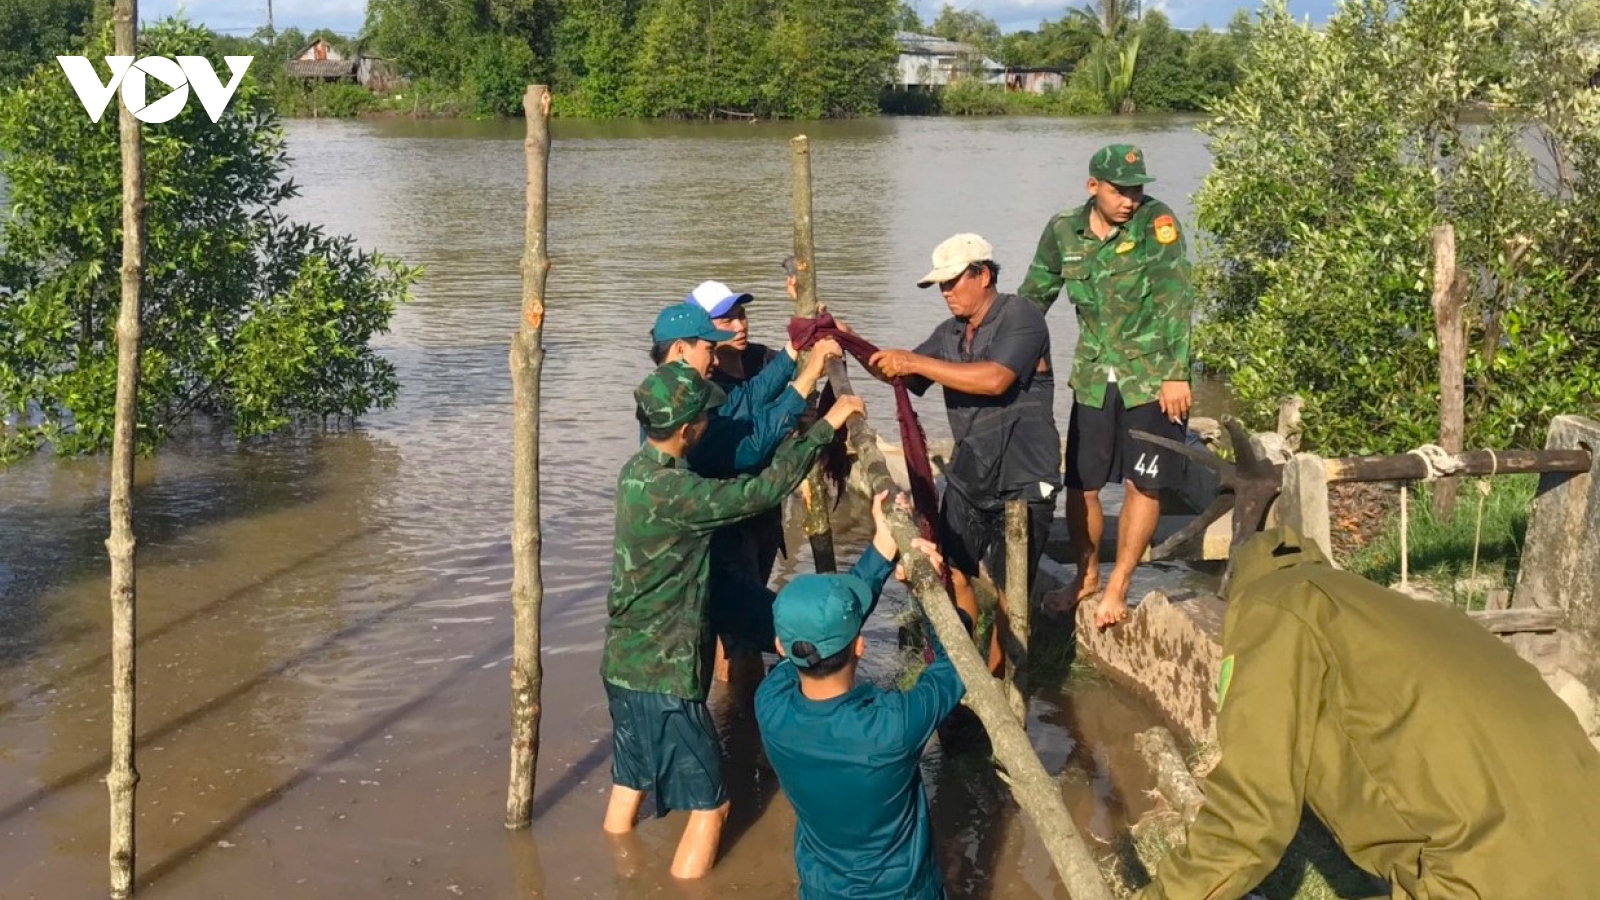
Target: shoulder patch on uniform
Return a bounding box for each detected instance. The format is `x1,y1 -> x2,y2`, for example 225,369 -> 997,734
1216,654 -> 1234,710
1154,214 -> 1179,246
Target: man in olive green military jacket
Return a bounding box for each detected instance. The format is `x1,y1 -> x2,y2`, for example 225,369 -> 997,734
1018,144 -> 1195,630
601,360 -> 862,881
1137,526 -> 1600,900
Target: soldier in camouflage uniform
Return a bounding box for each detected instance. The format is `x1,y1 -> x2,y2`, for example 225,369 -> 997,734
1137,527 -> 1600,900
602,359 -> 863,880
1018,144 -> 1194,629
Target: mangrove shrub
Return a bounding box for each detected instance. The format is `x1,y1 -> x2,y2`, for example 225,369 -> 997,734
0,21 -> 418,461
1195,0 -> 1600,454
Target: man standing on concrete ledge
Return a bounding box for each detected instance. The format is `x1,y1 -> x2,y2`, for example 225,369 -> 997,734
1018,144 -> 1195,629
1135,526 -> 1600,900
870,233 -> 1061,674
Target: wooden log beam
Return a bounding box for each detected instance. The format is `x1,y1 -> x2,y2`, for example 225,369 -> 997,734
1468,608 -> 1563,634
1003,500 -> 1031,727
790,135 -> 836,573
505,84 -> 551,830
1323,448 -> 1591,484
826,362 -> 1113,900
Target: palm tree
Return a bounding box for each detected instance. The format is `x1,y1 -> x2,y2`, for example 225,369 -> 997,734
1065,0 -> 1139,40
1067,0 -> 1142,113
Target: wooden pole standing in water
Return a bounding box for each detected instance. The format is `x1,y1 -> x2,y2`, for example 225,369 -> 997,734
506,84 -> 552,830
108,0 -> 145,894
789,135 -> 837,573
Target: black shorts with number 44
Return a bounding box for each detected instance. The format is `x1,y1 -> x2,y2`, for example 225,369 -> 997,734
1064,381 -> 1186,493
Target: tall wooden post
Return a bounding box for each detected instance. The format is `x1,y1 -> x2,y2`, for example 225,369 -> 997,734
506,85 -> 551,830
1432,224 -> 1465,519
1002,500 -> 1030,726
108,0 -> 145,895
789,135 -> 836,573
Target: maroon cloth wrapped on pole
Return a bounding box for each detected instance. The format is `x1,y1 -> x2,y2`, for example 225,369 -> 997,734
788,313 -> 943,550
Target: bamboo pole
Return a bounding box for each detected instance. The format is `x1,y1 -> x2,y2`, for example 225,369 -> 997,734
505,85 -> 551,831
1431,224 -> 1465,519
108,0 -> 144,894
826,365 -> 1114,900
789,135 -> 836,573
1002,500 -> 1030,727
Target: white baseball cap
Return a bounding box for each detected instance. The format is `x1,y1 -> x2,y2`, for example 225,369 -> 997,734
917,233 -> 995,288
684,280 -> 754,318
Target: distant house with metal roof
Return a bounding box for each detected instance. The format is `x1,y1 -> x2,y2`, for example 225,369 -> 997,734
892,31 -> 1002,89
284,38 -> 402,92
891,32 -> 1064,94
285,38 -> 357,82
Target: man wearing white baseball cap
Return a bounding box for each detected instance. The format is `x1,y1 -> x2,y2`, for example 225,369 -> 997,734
868,233 -> 1062,675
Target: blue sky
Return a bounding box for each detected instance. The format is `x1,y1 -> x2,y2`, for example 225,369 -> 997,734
144,0 -> 1337,37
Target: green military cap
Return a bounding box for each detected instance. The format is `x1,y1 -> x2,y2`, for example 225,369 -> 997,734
1089,144 -> 1156,186
634,360 -> 727,431
773,572 -> 875,667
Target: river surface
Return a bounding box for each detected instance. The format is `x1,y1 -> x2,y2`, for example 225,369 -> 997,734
0,114 -> 1217,899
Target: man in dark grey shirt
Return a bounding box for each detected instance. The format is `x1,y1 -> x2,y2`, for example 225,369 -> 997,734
870,233 -> 1062,673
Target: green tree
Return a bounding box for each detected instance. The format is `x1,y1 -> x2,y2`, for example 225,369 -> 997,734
930,4 -> 1001,63
1129,11 -> 1193,111
0,21 -> 418,461
1195,0 -> 1600,455
630,0 -> 711,116
0,0 -> 97,86
709,0 -> 778,113
768,0 -> 897,117
891,1 -> 923,32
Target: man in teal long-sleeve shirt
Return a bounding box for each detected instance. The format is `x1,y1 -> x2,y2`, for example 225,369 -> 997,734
757,492 -> 968,900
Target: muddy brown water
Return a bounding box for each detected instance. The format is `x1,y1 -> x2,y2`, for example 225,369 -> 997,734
0,115 -> 1218,898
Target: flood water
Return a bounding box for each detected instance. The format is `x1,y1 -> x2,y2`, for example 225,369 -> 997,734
0,114 -> 1216,899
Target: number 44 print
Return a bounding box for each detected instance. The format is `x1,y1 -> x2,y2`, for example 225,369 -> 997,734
1134,453 -> 1160,477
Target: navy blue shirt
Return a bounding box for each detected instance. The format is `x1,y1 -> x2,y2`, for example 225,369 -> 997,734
907,291 -> 1060,508
755,547 -> 967,900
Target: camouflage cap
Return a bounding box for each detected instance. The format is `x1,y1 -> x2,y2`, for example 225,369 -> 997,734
1089,144 -> 1156,186
634,360 -> 727,432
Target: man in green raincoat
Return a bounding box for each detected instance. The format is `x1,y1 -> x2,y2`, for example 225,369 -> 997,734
1137,526 -> 1600,900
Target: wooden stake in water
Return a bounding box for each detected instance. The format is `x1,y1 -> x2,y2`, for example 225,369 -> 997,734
108,0 -> 146,894
506,84 -> 552,830
789,135 -> 837,573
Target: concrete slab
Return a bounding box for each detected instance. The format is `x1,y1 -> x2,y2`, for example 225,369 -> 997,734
1059,586 -> 1228,746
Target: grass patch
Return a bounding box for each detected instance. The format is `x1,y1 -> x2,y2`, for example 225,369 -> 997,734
1342,474 -> 1537,609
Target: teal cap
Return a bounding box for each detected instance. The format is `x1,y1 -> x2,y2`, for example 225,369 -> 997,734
773,573 -> 875,667
1089,144 -> 1156,186
652,304 -> 736,344
634,360 -> 727,431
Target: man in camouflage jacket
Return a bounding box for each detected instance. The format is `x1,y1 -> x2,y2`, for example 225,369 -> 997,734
601,359 -> 863,881
1017,144 -> 1195,630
